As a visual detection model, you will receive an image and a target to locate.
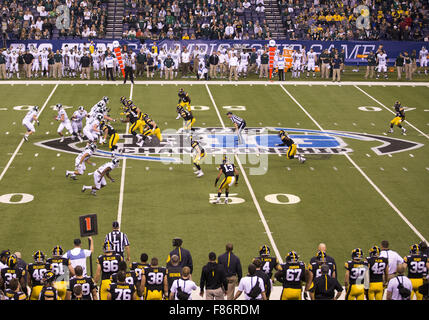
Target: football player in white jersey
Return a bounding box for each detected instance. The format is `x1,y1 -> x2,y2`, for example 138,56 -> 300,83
31,48 -> 40,78
376,49 -> 388,79
291,50 -> 303,78
66,142 -> 97,180
3,49 -> 11,78
92,50 -> 100,79
158,48 -> 167,78
300,46 -> 307,73
40,48 -> 49,77
68,49 -> 77,78
238,50 -> 249,78
9,50 -> 19,79
22,106 -> 39,141
84,113 -> 102,142
81,158 -> 119,196
306,48 -> 318,78
171,45 -> 181,78
71,106 -> 88,142
55,104 -> 73,142
419,46 -> 428,75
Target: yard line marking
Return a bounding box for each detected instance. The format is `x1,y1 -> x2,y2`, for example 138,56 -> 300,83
205,84 -> 283,264
354,85 -> 429,140
280,84 -> 428,243
0,84 -> 58,182
117,84 -> 133,230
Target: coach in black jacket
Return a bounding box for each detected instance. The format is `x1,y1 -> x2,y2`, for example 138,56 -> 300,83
200,252 -> 228,300
166,238 -> 193,274
209,51 -> 219,79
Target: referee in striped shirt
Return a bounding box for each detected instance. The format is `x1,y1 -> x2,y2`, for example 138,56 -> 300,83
104,221 -> 130,262
226,112 -> 246,144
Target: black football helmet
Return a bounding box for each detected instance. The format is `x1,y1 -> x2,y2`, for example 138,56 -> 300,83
285,251 -> 299,263
33,250 -> 45,263
369,246 -> 380,257
52,245 -> 63,257
410,244 -> 420,255
7,254 -> 17,268
259,245 -> 271,256
351,248 -> 363,260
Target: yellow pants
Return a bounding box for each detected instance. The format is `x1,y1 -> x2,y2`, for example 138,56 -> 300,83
193,152 -> 205,165
149,127 -> 163,141
184,118 -> 196,130
30,285 -> 43,300
287,144 -> 297,159
219,176 -> 235,191
346,284 -> 365,300
410,278 -> 424,300
280,288 -> 301,300
367,282 -> 384,300
129,120 -> 145,134
100,279 -> 112,300
53,281 -> 67,300
390,116 -> 402,126
180,101 -> 191,112
145,289 -> 163,300
109,133 -> 120,150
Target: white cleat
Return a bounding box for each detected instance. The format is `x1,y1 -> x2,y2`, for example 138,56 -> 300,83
24,135 -> 28,141
81,186 -> 86,193
215,198 -> 221,204
136,140 -> 144,147
402,128 -> 407,135
224,198 -> 229,204
60,137 -> 64,143
78,135 -> 83,142
388,128 -> 393,133
66,172 -> 70,178
197,171 -> 204,178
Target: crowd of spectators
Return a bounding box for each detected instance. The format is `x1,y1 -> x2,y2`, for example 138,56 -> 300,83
121,0 -> 271,41
279,0 -> 429,41
0,0 -> 108,40
1,0 -> 428,42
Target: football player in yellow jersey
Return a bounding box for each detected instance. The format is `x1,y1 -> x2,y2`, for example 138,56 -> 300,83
344,248 -> 368,300
140,257 -> 168,300
94,240 -> 124,300
27,250 -> 49,300
46,245 -> 74,300
141,113 -> 163,142
403,244 -> 429,300
275,251 -> 308,300
0,254 -> 26,295
388,101 -> 407,135
176,104 -> 196,134
100,121 -> 120,156
190,136 -> 205,177
178,88 -> 191,112
276,130 -> 306,163
214,156 -> 239,204
365,245 -> 388,300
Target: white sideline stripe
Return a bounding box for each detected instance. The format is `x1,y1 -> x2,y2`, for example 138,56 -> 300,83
0,84 -> 58,182
0,80 -> 428,86
205,84 -> 284,264
117,84 -> 133,230
354,85 -> 429,140
279,84 -> 428,244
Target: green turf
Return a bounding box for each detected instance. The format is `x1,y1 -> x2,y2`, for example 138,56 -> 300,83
0,82 -> 428,294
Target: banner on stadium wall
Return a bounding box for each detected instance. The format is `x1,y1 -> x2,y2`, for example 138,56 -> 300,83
6,39 -> 428,65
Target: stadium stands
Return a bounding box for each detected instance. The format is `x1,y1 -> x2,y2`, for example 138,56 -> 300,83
0,0 -> 428,41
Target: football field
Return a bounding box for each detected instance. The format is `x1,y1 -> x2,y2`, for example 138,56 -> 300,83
0,80 -> 428,299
